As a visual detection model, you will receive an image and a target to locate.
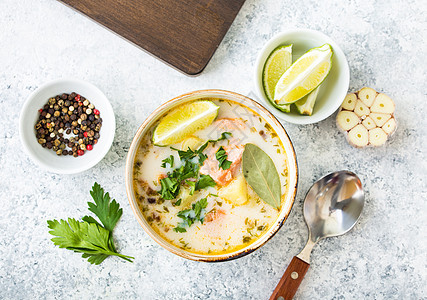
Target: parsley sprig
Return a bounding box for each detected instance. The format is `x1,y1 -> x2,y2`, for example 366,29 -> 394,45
216,146 -> 232,170
174,198 -> 208,232
161,155 -> 174,168
47,183 -> 134,265
158,132 -> 232,200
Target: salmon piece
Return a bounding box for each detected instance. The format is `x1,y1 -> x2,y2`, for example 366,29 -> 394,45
157,173 -> 167,183
213,118 -> 246,132
203,209 -> 228,239
199,118 -> 246,186
205,209 -> 226,223
200,144 -> 244,186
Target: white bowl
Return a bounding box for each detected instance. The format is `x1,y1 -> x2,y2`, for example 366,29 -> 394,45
254,29 -> 350,124
19,79 -> 115,174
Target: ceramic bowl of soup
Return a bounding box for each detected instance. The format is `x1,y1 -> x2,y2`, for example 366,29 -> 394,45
125,90 -> 298,261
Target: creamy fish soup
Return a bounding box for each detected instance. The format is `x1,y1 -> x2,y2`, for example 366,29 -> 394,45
133,99 -> 289,255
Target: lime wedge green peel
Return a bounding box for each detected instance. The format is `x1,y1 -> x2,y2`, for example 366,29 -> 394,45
153,101 -> 219,146
262,44 -> 293,113
274,44 -> 333,105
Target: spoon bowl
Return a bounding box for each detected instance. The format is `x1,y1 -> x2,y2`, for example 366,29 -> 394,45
270,171 -> 364,300
304,171 -> 364,242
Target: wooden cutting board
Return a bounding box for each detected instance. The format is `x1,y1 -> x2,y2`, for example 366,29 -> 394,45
58,0 -> 246,75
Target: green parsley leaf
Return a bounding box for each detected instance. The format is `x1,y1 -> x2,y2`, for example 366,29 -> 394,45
171,132 -> 232,164
171,147 -> 196,161
82,182 -> 122,233
161,132 -> 231,200
161,155 -> 174,168
47,218 -> 134,265
48,183 -> 133,265
158,160 -> 199,200
159,176 -> 180,200
216,146 -> 232,170
174,198 -> 208,232
198,152 -> 208,165
173,226 -> 187,233
196,174 -> 216,190
207,132 -> 232,145
186,180 -> 196,195
173,199 -> 182,206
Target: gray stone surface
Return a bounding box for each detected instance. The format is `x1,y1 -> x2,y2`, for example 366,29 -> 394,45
0,0 -> 426,299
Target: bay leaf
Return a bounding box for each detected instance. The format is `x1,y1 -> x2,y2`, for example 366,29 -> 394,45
242,144 -> 281,209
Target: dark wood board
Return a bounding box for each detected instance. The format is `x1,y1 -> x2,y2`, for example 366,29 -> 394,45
58,0 -> 246,75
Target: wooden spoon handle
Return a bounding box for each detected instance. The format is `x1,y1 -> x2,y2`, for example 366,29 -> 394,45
269,256 -> 310,300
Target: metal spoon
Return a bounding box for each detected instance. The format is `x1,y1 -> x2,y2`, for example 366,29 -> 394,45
270,170 -> 365,300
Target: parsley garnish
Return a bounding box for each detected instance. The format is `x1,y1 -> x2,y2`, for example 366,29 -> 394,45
159,159 -> 199,200
186,180 -> 196,195
161,155 -> 174,168
216,146 -> 232,170
196,174 -> 217,190
159,132 -> 232,200
174,198 -> 208,233
171,132 -> 232,162
47,183 -> 134,265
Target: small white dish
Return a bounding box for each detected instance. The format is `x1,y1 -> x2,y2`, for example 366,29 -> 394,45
254,29 -> 350,124
19,79 -> 115,174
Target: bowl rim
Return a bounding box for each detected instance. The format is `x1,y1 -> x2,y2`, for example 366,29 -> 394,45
125,89 -> 298,262
254,28 -> 350,125
19,78 -> 116,174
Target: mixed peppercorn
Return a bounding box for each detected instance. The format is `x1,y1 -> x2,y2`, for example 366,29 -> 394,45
34,92 -> 102,157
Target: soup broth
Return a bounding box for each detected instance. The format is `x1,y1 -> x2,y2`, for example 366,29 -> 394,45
133,99 -> 289,255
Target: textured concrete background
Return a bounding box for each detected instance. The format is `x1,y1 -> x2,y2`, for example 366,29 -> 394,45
0,0 -> 426,299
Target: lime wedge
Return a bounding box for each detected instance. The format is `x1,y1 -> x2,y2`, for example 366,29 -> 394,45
153,101 -> 219,146
295,85 -> 321,115
274,44 -> 333,105
262,45 -> 293,113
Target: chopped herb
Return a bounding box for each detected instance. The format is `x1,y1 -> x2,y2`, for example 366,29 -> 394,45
159,176 -> 179,200
243,236 -> 251,243
170,132 -> 231,163
257,225 -> 265,231
173,199 -> 182,206
161,155 -> 174,168
186,180 -> 196,195
173,198 -> 208,232
158,160 -> 199,200
160,133 -> 232,200
198,152 -> 208,164
174,226 -> 187,233
163,206 -> 169,213
210,132 -> 232,143
215,146 -> 232,170
196,174 -> 216,190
